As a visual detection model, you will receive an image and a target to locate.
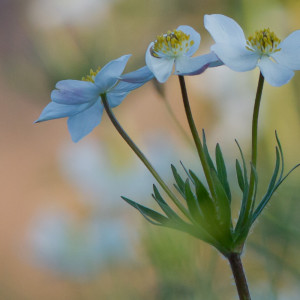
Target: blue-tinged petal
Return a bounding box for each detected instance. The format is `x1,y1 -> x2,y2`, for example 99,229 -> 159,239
175,52 -> 223,75
258,56 -> 294,87
94,54 -> 131,92
111,81 -> 147,93
120,66 -> 154,83
146,43 -> 174,83
67,99 -> 103,142
177,25 -> 201,57
271,30 -> 300,70
106,92 -> 129,108
35,101 -> 91,122
204,14 -> 246,46
211,43 -> 259,71
52,80 -> 99,105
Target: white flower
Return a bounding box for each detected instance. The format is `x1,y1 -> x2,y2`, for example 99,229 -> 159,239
145,25 -> 221,83
36,55 -> 149,142
204,14 -> 300,86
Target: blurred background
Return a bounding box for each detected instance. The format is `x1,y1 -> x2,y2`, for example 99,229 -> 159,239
0,0 -> 299,299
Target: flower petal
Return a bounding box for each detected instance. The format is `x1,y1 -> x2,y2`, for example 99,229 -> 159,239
35,101 -> 92,122
204,14 -> 246,46
175,52 -> 223,75
106,92 -> 129,108
145,43 -> 174,83
120,66 -> 154,83
52,80 -> 99,105
177,25 -> 201,57
272,30 -> 300,70
67,99 -> 104,142
111,80 -> 147,93
258,56 -> 294,87
94,54 -> 131,92
211,43 -> 259,71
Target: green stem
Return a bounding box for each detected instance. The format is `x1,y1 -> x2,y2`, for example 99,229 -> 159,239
228,253 -> 251,300
244,72 -> 265,223
178,75 -> 217,200
101,94 -> 191,220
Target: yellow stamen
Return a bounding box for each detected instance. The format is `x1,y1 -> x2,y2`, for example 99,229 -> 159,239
152,29 -> 193,58
82,66 -> 101,82
246,28 -> 281,55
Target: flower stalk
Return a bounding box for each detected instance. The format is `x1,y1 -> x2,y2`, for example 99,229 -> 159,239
242,72 -> 265,228
178,75 -> 217,200
101,93 -> 191,220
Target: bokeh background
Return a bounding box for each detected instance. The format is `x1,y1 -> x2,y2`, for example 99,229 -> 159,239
0,0 -> 299,299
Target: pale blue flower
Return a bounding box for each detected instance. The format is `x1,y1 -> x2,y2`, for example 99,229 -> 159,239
145,25 -> 222,83
36,55 -> 148,142
204,14 -> 300,86
28,207 -> 134,278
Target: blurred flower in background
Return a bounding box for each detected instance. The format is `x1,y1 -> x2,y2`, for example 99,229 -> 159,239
58,133 -> 190,207
27,206 -> 135,279
28,0 -> 113,28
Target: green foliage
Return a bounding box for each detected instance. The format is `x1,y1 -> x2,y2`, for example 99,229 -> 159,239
252,131 -> 300,224
123,132 -> 299,256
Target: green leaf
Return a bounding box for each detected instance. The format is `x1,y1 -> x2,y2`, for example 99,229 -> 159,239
234,140 -> 250,233
235,139 -> 249,190
265,147 -> 280,195
275,130 -> 284,180
215,143 -> 231,201
252,162 -> 300,224
210,170 -> 232,229
249,163 -> 259,216
122,196 -> 169,225
180,161 -> 195,184
152,185 -> 183,222
189,170 -> 219,221
251,132 -> 300,224
202,130 -> 216,172
236,159 -> 245,192
171,164 -> 186,196
184,179 -> 204,224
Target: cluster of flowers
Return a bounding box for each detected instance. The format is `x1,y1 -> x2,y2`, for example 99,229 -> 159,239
36,14 -> 300,142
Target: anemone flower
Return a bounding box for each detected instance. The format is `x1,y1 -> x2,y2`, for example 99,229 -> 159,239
36,55 -> 148,142
204,14 -> 300,86
145,25 -> 221,83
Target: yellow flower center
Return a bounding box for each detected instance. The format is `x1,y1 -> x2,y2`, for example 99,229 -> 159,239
246,28 -> 281,55
151,29 -> 195,58
82,67 -> 101,82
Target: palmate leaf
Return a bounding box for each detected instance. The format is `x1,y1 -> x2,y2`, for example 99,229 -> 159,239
122,197 -> 225,252
249,163 -> 259,216
210,170 -> 232,230
235,140 -> 250,232
188,170 -> 216,221
252,132 -> 300,224
188,170 -> 233,246
235,159 -> 245,192
122,196 -> 170,226
184,179 -> 204,224
152,184 -> 183,222
215,143 -> 231,201
180,161 -> 195,184
202,130 -> 217,172
203,130 -> 232,202
171,164 -> 185,197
